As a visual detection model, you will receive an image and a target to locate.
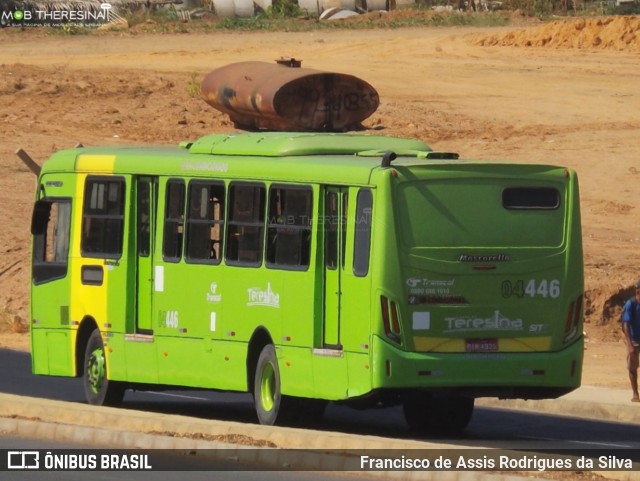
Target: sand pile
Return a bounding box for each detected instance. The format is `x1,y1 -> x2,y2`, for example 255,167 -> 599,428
474,16 -> 640,51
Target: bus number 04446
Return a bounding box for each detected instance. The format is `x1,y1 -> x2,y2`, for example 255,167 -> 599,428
501,279 -> 560,299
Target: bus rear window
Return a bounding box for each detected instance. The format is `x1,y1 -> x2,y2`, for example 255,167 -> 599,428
502,187 -> 560,210
397,180 -> 565,248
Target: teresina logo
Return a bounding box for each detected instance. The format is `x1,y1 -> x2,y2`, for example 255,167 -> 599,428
459,254 -> 510,262
247,282 -> 280,308
445,310 -> 523,332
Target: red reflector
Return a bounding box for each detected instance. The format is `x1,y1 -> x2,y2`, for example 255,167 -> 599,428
385,360 -> 391,377
418,370 -> 432,376
572,295 -> 583,330
570,360 -> 577,377
565,301 -> 575,334
532,369 -> 545,376
380,295 -> 401,344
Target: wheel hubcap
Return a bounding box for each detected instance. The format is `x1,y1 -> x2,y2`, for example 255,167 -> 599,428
87,348 -> 105,394
260,362 -> 275,412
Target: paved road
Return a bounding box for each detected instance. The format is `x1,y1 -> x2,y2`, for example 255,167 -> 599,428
2,348 -> 640,452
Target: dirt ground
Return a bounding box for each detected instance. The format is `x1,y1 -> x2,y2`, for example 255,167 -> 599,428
0,15 -> 639,393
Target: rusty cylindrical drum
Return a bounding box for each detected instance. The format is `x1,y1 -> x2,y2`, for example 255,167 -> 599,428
200,60 -> 380,132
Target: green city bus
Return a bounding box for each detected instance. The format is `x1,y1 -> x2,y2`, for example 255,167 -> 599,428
29,132 -> 584,433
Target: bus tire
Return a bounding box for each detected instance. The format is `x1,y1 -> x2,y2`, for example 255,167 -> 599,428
253,344 -> 283,425
403,394 -> 474,436
83,329 -> 125,407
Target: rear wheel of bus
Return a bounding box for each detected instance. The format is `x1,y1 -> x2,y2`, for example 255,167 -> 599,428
253,344 -> 283,425
83,329 -> 125,407
403,394 -> 474,435
253,344 -> 327,426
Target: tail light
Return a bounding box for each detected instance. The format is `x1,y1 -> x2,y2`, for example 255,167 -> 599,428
381,295 -> 402,345
564,301 -> 575,335
573,295 -> 583,331
564,294 -> 583,342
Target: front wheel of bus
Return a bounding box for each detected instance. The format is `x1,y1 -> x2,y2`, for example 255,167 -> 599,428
403,394 -> 474,436
83,329 -> 125,407
254,344 -> 283,425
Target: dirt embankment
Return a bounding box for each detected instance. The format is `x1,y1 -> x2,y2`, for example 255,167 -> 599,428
474,15 -> 640,50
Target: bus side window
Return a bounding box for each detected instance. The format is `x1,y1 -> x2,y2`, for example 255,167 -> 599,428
325,190 -> 348,270
81,177 -> 125,259
137,181 -> 151,257
225,183 -> 265,266
266,186 -> 312,270
185,181 -> 224,264
32,198 -> 71,284
353,188 -> 373,277
163,180 -> 186,262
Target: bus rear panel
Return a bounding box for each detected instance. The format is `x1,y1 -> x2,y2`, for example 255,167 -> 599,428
370,161 -> 583,400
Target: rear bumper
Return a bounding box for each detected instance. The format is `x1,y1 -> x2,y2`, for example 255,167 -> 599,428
371,335 -> 583,400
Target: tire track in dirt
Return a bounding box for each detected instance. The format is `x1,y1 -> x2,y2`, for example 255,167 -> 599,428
0,260 -> 21,279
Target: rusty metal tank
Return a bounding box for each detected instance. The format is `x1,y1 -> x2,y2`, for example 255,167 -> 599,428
200,59 -> 379,132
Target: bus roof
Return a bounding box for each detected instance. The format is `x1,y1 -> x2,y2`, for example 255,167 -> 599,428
185,132 -> 431,156
39,132 -> 570,185
39,132 -> 450,185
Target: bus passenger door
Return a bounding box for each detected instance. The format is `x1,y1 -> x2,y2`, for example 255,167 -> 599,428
136,177 -> 157,333
323,187 -> 347,349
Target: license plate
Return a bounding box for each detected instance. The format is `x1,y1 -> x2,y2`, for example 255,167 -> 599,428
465,338 -> 498,352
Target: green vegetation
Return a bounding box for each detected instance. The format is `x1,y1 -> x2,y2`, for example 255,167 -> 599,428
139,10 -> 511,32
186,72 -> 201,98
97,0 -> 636,33
46,24 -> 91,35
606,2 -> 640,14
122,4 -> 180,27
2,0 -> 635,36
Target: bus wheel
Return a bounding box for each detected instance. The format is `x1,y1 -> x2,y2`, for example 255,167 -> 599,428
253,344 -> 282,425
403,394 -> 474,436
83,329 -> 124,407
